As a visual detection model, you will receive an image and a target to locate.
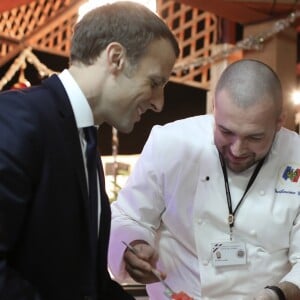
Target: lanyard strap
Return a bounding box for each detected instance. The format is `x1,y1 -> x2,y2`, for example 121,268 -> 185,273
218,153 -> 265,239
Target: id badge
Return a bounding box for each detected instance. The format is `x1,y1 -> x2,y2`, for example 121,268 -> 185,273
211,241 -> 247,267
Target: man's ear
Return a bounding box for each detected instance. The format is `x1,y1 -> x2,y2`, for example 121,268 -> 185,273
276,111 -> 286,131
106,42 -> 126,74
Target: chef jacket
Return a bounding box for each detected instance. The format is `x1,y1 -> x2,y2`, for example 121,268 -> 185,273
108,114 -> 300,300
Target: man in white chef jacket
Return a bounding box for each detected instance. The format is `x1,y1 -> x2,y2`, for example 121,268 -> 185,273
108,59 -> 300,300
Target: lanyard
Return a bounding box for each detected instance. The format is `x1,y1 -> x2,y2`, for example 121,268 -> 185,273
219,153 -> 265,240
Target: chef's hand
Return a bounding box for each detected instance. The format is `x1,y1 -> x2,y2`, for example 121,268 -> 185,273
123,240 -> 166,284
254,288 -> 279,300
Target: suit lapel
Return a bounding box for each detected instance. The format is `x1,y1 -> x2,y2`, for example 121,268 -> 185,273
97,156 -> 111,270
42,75 -> 113,275
41,75 -> 92,237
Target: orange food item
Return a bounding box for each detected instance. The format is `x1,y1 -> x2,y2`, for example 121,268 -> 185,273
171,291 -> 193,300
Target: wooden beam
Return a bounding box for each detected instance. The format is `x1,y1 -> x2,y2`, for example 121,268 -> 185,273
0,0 -> 33,13
0,44 -> 25,66
177,0 -> 271,24
228,0 -> 298,5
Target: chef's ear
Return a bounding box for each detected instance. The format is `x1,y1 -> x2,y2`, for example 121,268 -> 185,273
276,111 -> 286,132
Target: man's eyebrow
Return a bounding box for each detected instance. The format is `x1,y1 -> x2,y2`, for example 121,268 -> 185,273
248,133 -> 265,138
218,124 -> 231,131
218,124 -> 265,137
150,75 -> 168,85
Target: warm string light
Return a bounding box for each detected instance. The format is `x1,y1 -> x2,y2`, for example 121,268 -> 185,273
0,47 -> 57,90
78,0 -> 156,21
292,90 -> 300,106
173,11 -> 300,74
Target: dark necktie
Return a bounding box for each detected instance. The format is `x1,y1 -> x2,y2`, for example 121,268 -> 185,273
83,126 -> 98,237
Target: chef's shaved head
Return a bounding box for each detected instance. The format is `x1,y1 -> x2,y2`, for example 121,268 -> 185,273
214,59 -> 283,116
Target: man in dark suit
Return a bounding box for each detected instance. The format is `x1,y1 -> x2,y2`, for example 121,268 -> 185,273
0,2 -> 179,299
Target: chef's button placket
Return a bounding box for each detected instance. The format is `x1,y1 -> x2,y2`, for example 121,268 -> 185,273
259,190 -> 265,196
197,218 -> 204,225
202,259 -> 209,266
250,229 -> 257,236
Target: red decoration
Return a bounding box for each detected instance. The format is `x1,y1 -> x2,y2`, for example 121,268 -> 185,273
171,291 -> 193,300
11,67 -> 31,90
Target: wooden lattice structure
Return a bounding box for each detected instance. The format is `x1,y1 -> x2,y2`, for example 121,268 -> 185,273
0,0 -> 218,90
157,0 -> 218,89
0,0 -> 85,67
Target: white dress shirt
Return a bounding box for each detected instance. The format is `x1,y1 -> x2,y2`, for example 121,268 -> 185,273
58,69 -> 101,230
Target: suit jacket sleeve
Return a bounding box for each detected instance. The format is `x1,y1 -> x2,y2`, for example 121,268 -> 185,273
0,91 -> 43,299
103,276 -> 136,300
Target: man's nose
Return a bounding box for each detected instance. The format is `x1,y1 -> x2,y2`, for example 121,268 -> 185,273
231,138 -> 246,156
150,88 -> 164,113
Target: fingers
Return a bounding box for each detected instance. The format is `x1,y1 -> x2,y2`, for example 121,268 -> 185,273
123,242 -> 164,284
125,261 -> 157,284
124,248 -> 153,272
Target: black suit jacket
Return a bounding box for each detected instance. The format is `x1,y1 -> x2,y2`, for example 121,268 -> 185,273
0,75 -> 134,300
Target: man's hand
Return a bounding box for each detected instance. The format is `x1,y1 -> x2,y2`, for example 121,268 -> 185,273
254,288 -> 279,300
123,240 -> 166,284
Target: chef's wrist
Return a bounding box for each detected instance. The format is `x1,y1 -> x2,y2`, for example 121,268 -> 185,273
277,281 -> 300,300
264,286 -> 285,300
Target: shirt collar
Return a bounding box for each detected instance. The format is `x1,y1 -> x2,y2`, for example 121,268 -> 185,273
58,69 -> 94,129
